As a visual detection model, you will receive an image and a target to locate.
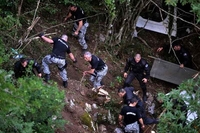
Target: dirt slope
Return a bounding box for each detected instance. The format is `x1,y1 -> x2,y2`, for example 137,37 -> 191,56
31,17 -> 200,132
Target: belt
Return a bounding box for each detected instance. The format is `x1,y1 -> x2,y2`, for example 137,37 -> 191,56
96,65 -> 106,71
51,54 -> 65,59
84,21 -> 88,25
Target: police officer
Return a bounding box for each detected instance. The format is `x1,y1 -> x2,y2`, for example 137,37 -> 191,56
157,42 -> 193,68
118,97 -> 145,133
83,51 -> 108,92
14,58 -> 42,79
118,87 -> 136,105
64,4 -> 89,53
118,87 -> 159,128
123,54 -> 150,101
39,33 -> 77,88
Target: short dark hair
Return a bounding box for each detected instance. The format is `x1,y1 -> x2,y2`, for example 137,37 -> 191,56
118,88 -> 125,93
20,58 -> 27,63
172,40 -> 182,47
68,3 -> 77,7
172,43 -> 180,47
130,97 -> 138,103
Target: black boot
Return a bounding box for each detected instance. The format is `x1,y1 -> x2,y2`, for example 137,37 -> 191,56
44,74 -> 50,83
142,88 -> 147,102
63,81 -> 68,88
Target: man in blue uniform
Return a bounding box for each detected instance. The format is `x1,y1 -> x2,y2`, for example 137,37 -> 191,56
83,51 -> 108,92
64,4 -> 89,53
157,42 -> 193,68
14,58 -> 42,79
123,54 -> 150,101
39,33 -> 77,88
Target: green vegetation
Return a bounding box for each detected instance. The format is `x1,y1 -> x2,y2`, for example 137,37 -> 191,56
157,77 -> 200,133
80,112 -> 94,131
166,0 -> 200,22
0,72 -> 66,132
0,2 -> 66,131
0,0 -> 200,132
109,76 -> 123,88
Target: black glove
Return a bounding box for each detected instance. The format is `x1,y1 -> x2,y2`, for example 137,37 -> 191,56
73,58 -> 77,63
39,32 -> 44,38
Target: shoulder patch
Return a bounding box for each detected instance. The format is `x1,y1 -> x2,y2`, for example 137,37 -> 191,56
183,53 -> 187,56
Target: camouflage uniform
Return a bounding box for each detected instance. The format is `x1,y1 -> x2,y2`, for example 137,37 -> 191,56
42,37 -> 72,84
42,55 -> 67,81
70,6 -> 89,50
73,21 -> 89,50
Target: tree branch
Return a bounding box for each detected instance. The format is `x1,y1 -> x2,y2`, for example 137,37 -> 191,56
17,0 -> 23,16
150,0 -> 200,30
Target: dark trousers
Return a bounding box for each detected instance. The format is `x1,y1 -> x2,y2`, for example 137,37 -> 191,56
123,72 -> 147,96
137,101 -> 156,124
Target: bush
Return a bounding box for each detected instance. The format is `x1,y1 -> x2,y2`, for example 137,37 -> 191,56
0,71 -> 66,133
157,77 -> 200,133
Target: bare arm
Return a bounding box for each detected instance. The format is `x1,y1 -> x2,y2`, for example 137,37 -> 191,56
68,53 -> 76,62
124,58 -> 131,78
41,36 -> 54,44
157,47 -> 163,52
64,12 -> 72,22
77,20 -> 83,32
74,20 -> 83,35
83,68 -> 95,76
124,72 -> 128,78
139,118 -> 145,129
118,114 -> 124,127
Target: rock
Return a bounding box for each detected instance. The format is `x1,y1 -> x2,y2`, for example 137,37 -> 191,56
99,34 -> 106,42
85,103 -> 92,112
98,124 -> 107,133
69,99 -> 75,108
92,103 -> 98,109
148,103 -> 155,114
80,90 -> 86,96
146,92 -> 156,114
65,98 -> 76,113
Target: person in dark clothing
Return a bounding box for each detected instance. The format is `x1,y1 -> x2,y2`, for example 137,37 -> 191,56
118,87 -> 159,127
123,54 -> 150,101
157,42 -> 193,68
83,51 -> 108,92
39,33 -> 77,88
64,4 -> 89,53
118,97 -> 145,133
118,87 -> 135,105
14,58 -> 42,79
